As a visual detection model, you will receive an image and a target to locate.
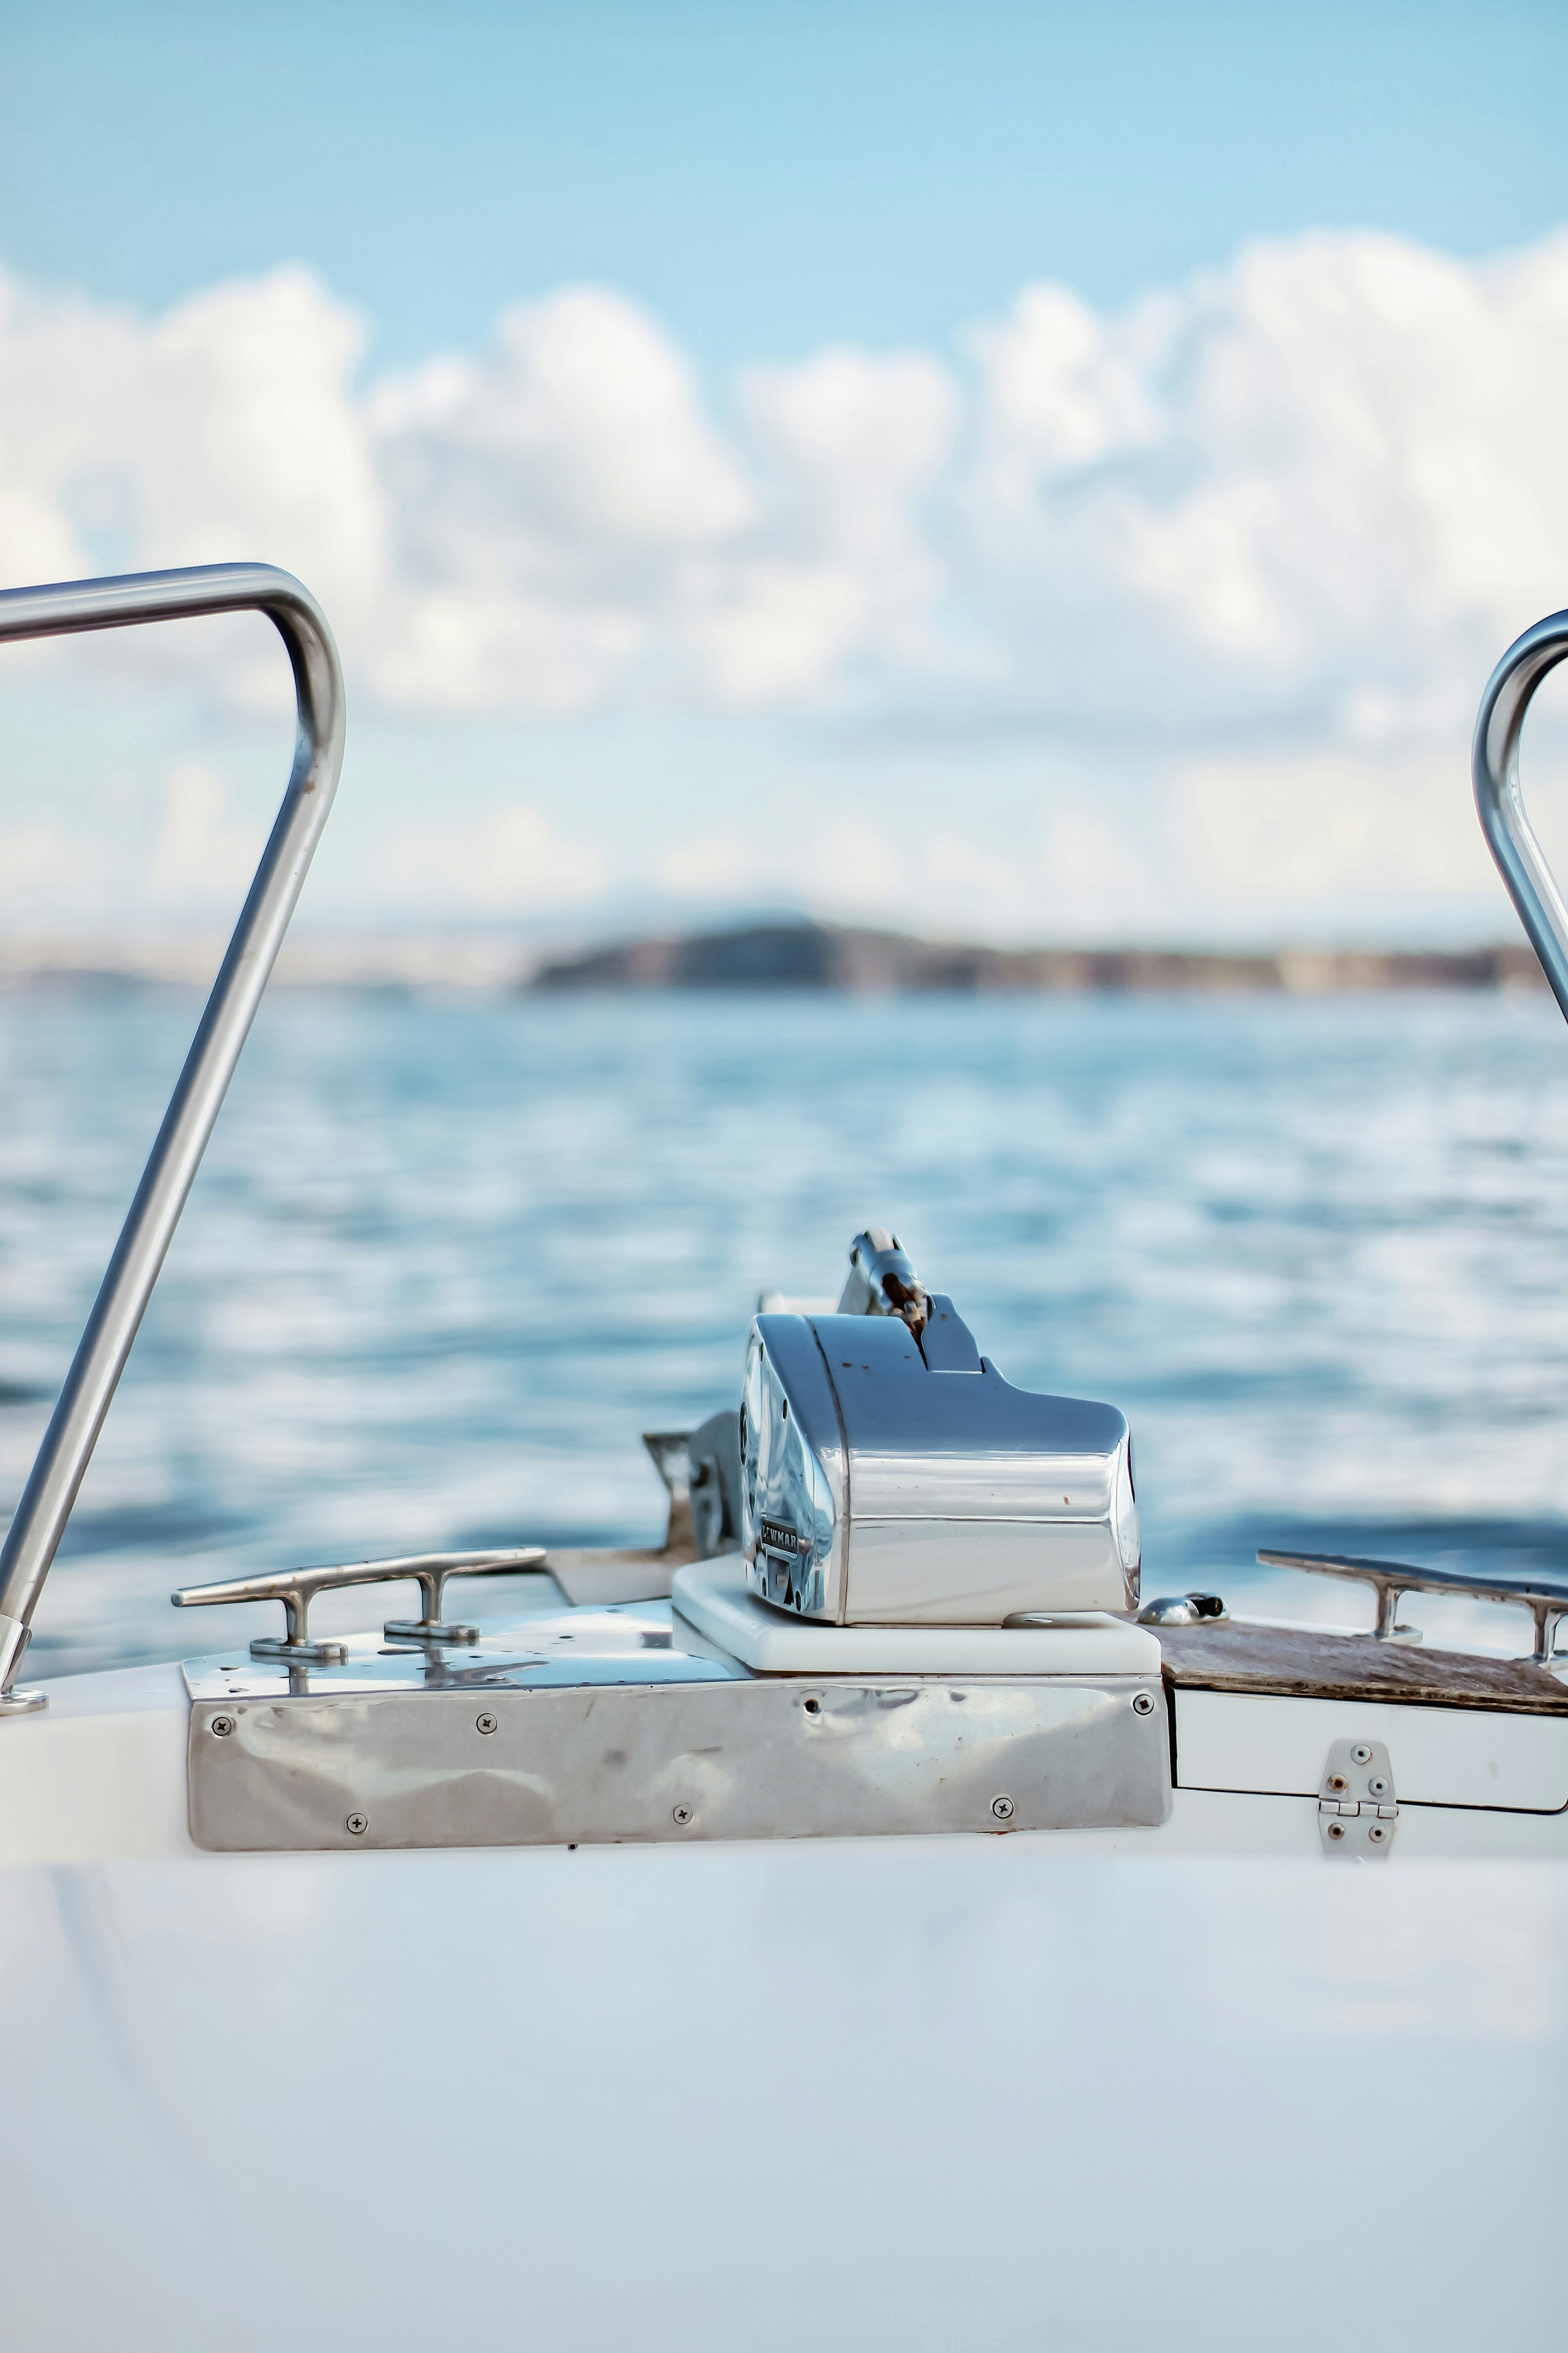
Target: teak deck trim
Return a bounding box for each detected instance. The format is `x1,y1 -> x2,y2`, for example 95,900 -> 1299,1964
1157,1620 -> 1568,1717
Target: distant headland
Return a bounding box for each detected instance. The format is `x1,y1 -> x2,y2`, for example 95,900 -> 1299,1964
0,922 -> 1547,998
531,920 -> 1545,996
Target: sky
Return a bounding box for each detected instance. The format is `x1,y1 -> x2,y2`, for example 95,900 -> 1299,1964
3,0 -> 1568,947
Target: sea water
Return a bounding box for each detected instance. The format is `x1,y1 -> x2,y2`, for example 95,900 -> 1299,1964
4,982 -> 1568,1676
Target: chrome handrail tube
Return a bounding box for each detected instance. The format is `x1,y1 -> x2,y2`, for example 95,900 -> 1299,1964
1473,607 -> 1568,1022
0,565 -> 345,1703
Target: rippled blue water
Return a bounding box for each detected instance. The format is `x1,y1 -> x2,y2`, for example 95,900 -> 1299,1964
5,983 -> 1568,1676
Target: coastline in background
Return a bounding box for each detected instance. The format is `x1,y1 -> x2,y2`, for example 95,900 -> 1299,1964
530,921 -> 1548,996
0,917 -> 1549,997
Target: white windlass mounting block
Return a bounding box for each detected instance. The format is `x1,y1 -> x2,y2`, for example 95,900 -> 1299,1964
672,1559 -> 1160,1676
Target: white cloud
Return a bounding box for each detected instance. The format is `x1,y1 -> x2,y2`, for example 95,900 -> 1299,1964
684,349 -> 959,706
0,820 -> 100,902
657,833 -> 761,898
149,762 -> 266,902
960,230 -> 1568,736
3,230 -> 1565,741
1170,751 -> 1489,906
366,286 -> 755,710
688,562 -> 873,704
0,263 -> 386,694
810,819 -> 907,908
744,349 -> 957,555
1041,814 -> 1142,900
4,231 -> 1568,935
924,834 -> 1028,906
373,805 -> 606,911
976,281 -> 1159,480
370,288 -> 752,545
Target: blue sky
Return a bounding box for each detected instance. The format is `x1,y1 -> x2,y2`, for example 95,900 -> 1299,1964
3,1 -> 1568,948
6,0 -> 1564,374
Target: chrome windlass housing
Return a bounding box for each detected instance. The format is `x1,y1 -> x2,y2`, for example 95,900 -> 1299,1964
739,1292 -> 1139,1626
740,1317 -> 846,1616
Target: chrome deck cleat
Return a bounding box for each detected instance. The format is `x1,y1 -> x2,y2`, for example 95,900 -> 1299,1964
1258,1549 -> 1568,1665
172,1548 -> 548,1661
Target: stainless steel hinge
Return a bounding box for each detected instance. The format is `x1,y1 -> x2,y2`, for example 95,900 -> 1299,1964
1319,1738 -> 1398,1857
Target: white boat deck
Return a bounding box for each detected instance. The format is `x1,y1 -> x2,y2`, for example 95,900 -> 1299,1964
0,1698 -> 1562,2351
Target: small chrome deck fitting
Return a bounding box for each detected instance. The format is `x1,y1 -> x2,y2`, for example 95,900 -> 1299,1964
1137,1592 -> 1228,1626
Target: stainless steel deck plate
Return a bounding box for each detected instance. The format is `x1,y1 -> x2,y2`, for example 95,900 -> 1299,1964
184,1605 -> 1170,1851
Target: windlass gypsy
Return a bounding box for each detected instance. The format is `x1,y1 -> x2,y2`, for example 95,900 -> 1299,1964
739,1229 -> 1141,1625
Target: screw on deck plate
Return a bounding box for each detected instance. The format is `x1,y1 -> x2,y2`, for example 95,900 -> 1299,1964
476,1712 -> 498,1736
210,1715 -> 235,1738
1327,1820 -> 1346,1840
671,1804 -> 694,1826
346,1813 -> 368,1836
1131,1690 -> 1156,1716
1352,1743 -> 1374,1764
991,1794 -> 1015,1821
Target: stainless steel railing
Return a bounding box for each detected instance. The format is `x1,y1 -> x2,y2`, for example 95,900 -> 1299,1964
1474,607 -> 1568,1020
0,565 -> 345,1710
